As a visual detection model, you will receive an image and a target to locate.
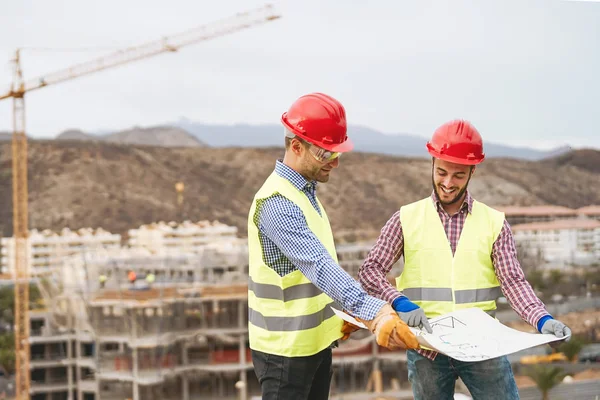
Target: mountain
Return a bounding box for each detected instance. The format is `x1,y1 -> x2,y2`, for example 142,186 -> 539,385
0,132 -> 12,141
173,120 -> 571,160
103,126 -> 205,147
56,129 -> 95,141
0,142 -> 598,240
56,126 -> 206,148
543,149 -> 600,174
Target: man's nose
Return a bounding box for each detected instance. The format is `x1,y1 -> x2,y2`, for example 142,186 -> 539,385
329,157 -> 340,168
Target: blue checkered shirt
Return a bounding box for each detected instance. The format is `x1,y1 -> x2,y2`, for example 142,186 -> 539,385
255,160 -> 384,320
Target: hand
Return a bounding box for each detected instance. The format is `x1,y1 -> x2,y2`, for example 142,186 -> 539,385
541,319 -> 572,341
393,296 -> 432,334
397,308 -> 433,334
340,320 -> 361,341
358,304 -> 419,350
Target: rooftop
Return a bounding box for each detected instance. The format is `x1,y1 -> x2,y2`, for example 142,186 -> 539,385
493,205 -> 578,216
578,205 -> 600,215
512,218 -> 600,232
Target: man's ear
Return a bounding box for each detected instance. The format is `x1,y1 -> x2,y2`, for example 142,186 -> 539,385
471,166 -> 476,176
291,138 -> 305,157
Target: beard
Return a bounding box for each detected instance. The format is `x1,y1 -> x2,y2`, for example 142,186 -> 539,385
431,174 -> 472,206
299,156 -> 330,183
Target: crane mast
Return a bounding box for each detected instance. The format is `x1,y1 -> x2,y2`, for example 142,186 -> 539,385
0,5 -> 280,399
11,49 -> 30,400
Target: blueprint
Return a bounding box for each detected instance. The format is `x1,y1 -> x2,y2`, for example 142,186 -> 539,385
332,307 -> 568,362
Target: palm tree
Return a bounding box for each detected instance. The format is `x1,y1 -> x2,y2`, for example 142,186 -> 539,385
559,337 -> 584,362
524,365 -> 566,400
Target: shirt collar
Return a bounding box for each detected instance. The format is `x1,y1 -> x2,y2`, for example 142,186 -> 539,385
274,160 -> 318,192
431,190 -> 473,214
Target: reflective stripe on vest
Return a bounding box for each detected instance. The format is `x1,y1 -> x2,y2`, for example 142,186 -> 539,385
249,276 -> 322,302
247,172 -> 343,357
249,301 -> 342,331
402,286 -> 502,304
396,198 -> 505,319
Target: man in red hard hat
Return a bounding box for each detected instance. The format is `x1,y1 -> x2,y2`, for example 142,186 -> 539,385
247,93 -> 419,400
359,120 -> 572,399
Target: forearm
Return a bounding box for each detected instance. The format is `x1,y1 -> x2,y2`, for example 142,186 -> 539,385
259,197 -> 384,320
493,220 -> 550,329
297,252 -> 385,320
358,210 -> 405,304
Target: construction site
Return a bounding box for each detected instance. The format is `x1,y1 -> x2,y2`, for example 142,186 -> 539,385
17,223 -> 409,400
2,3 -> 600,400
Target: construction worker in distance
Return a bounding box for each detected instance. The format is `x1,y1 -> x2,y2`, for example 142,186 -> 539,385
146,272 -> 155,288
99,273 -> 107,289
248,93 -> 419,400
128,270 -> 137,288
358,120 -> 572,400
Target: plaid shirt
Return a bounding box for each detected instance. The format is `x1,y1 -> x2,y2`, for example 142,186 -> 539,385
256,160 -> 385,320
358,191 -> 550,360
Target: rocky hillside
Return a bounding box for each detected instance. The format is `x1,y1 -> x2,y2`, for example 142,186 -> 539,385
0,141 -> 599,240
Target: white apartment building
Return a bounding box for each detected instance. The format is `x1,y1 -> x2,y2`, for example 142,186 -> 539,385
127,220 -> 239,255
1,228 -> 121,276
493,205 -> 579,226
512,218 -> 600,268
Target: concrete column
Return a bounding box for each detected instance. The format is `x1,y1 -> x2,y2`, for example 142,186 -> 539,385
181,342 -> 188,364
238,334 -> 248,400
132,310 -> 140,400
238,300 -> 245,328
75,338 -> 82,400
372,340 -> 380,371
67,339 -> 74,400
182,376 -> 189,400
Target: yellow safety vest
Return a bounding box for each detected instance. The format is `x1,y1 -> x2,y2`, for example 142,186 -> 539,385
396,198 -> 505,319
248,171 -> 343,357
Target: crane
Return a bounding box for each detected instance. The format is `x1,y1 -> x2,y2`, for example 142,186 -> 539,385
0,5 -> 280,399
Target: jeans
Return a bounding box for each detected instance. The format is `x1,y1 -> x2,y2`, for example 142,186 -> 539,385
251,348 -> 333,400
407,350 -> 520,400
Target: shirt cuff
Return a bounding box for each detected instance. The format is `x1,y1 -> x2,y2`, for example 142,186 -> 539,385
381,285 -> 405,305
358,296 -> 387,321
536,315 -> 554,333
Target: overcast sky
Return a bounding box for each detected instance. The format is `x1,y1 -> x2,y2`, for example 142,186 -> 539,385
0,0 -> 598,150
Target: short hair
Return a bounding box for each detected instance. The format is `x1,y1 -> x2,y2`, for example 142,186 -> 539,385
284,128 -> 309,150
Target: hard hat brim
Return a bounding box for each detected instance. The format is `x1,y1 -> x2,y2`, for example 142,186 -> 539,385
427,146 -> 484,165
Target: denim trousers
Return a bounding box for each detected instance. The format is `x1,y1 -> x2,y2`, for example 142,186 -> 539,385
251,347 -> 333,400
407,350 -> 520,400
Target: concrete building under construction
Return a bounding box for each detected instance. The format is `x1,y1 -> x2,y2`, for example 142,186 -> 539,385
22,221 -> 409,400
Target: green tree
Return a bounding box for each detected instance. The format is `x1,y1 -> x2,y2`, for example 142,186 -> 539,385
525,365 -> 566,400
548,270 -> 563,287
0,333 -> 15,374
559,337 -> 584,362
0,284 -> 42,325
527,270 -> 547,292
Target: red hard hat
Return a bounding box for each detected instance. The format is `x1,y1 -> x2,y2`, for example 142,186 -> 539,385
426,120 -> 485,165
281,92 -> 353,152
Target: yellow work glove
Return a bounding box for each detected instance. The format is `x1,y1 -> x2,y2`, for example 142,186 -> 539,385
340,320 -> 361,341
358,304 -> 420,350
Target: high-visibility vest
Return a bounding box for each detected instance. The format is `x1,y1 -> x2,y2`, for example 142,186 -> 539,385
396,198 -> 505,319
248,171 -> 343,357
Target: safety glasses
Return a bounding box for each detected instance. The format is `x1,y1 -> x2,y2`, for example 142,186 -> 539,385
285,130 -> 342,163
307,144 -> 341,163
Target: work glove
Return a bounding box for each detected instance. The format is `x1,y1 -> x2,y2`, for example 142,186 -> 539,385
392,296 -> 433,334
541,319 -> 572,341
358,304 -> 420,350
340,320 -> 361,341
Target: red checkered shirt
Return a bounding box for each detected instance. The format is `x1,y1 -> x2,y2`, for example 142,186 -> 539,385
358,191 -> 550,360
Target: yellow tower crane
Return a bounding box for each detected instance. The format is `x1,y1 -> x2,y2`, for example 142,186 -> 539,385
0,5 -> 280,398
